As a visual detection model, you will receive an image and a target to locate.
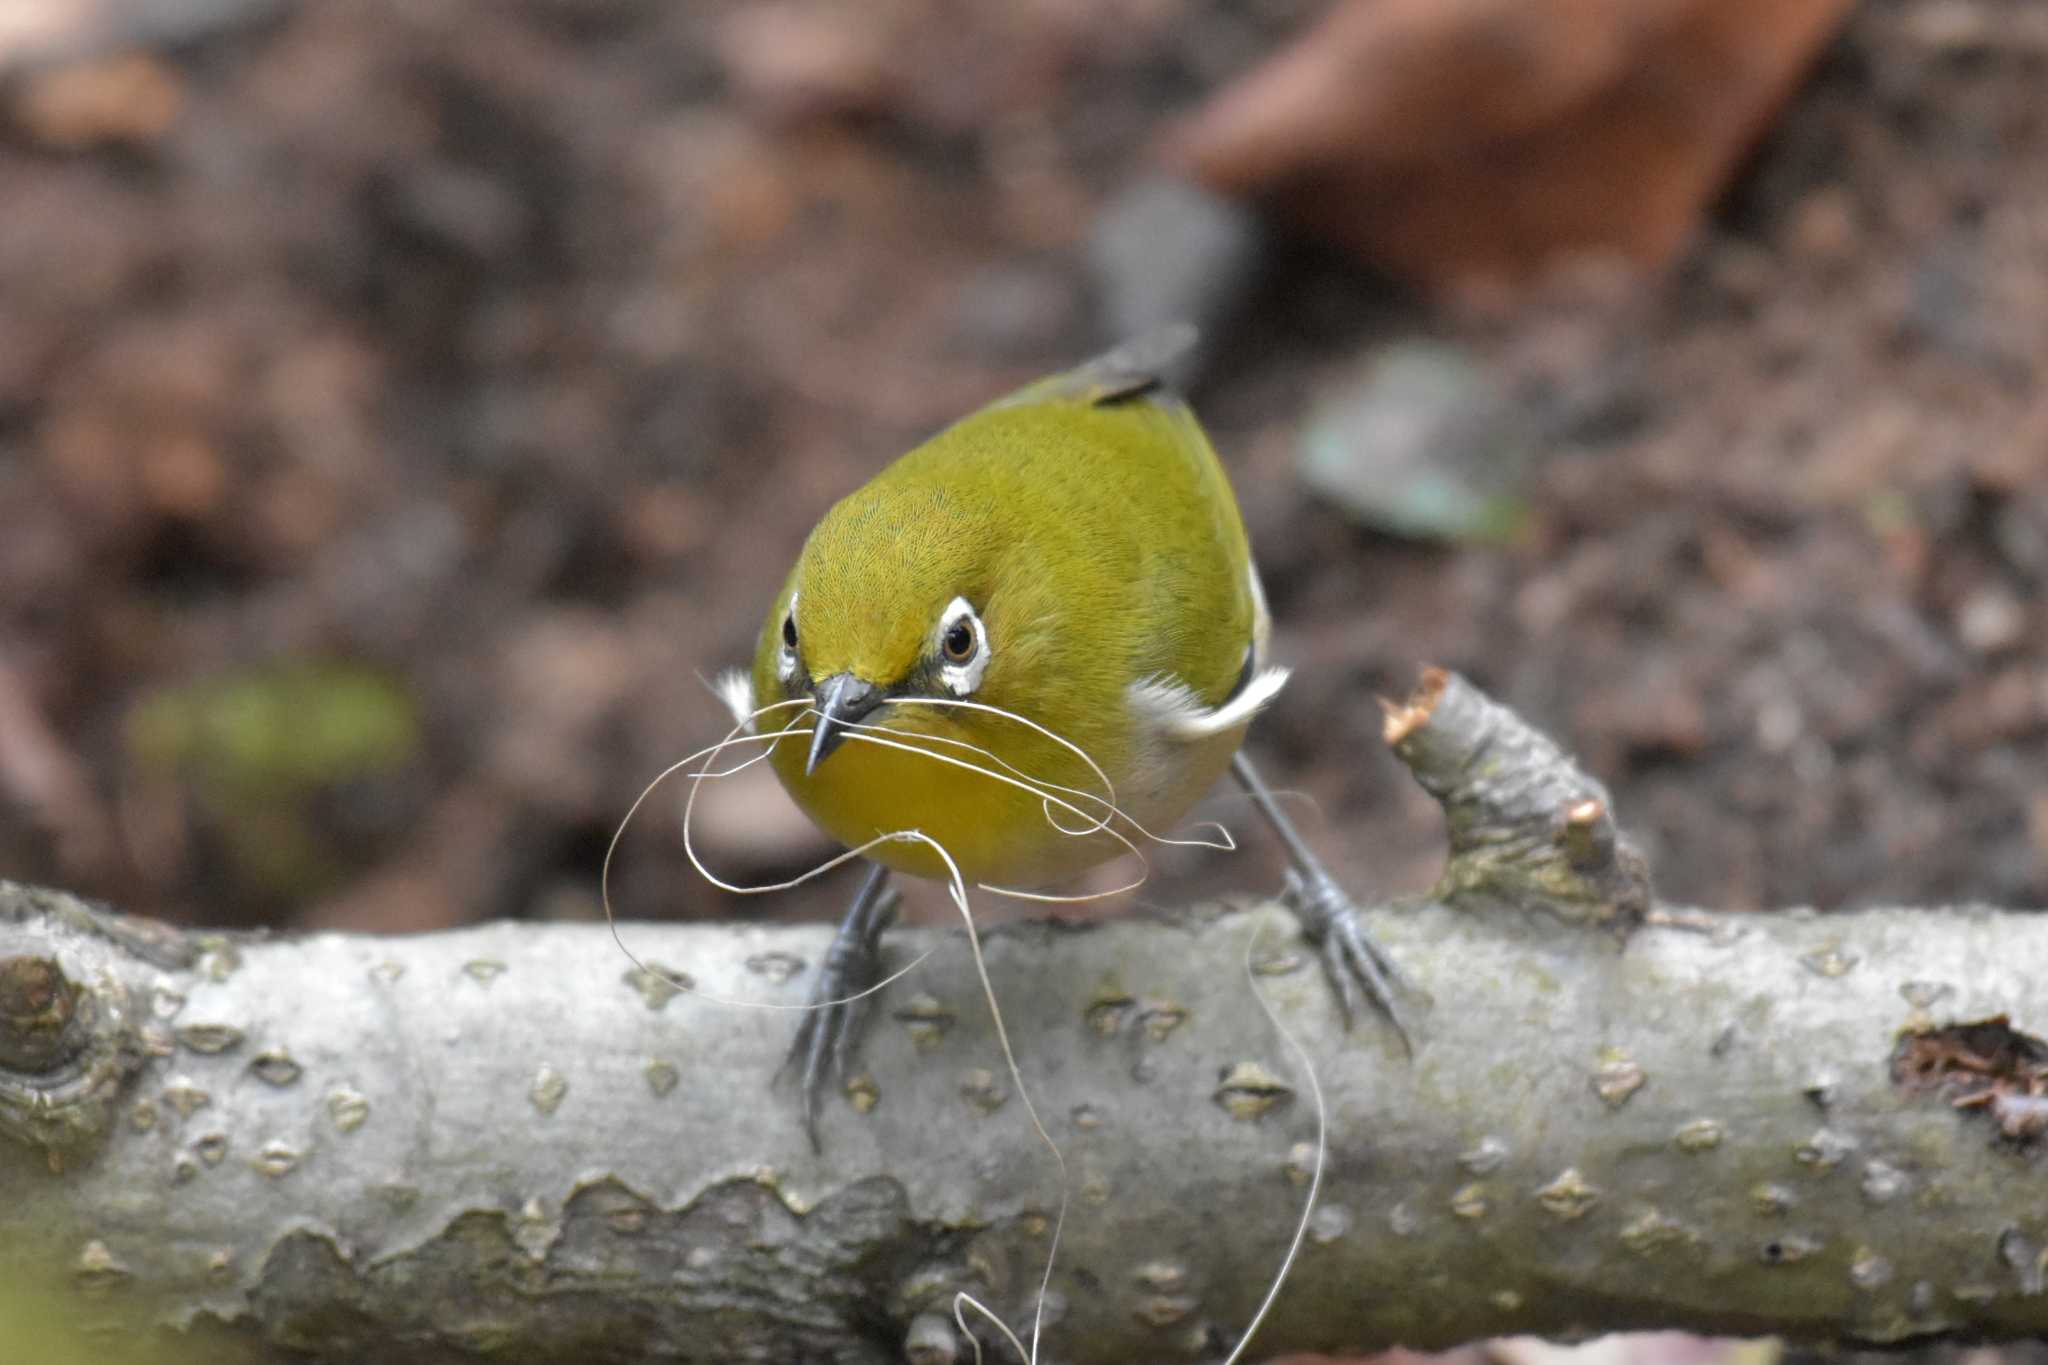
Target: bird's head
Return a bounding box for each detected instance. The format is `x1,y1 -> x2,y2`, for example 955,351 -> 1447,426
753,476 -> 1009,777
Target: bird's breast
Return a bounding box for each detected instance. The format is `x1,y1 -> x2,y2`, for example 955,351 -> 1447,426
765,707 -> 1244,889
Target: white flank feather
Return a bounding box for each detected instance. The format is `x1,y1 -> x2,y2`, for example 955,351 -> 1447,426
712,668 -> 757,731
1127,665 -> 1290,741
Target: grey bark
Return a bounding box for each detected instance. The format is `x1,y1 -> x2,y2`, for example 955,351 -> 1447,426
3,672 -> 2045,1363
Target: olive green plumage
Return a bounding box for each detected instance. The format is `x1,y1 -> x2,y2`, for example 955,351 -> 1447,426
745,331 -> 1280,888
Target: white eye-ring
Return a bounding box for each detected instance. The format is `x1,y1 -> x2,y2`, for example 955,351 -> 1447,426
936,595 -> 989,697
777,591 -> 800,683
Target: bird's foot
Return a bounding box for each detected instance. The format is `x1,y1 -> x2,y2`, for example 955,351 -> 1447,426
780,879 -> 899,1152
1281,866 -> 1423,1055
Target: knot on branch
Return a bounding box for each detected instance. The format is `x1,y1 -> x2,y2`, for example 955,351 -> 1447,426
0,882 -> 163,1167
0,953 -> 84,1073
1384,668 -> 1650,929
1893,1014 -> 2048,1145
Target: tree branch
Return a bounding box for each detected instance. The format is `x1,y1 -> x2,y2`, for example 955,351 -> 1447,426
4,672 -> 2044,1363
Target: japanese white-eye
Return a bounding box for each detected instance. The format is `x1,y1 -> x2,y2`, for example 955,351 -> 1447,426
730,328 -> 1286,892
717,329 -> 1408,1143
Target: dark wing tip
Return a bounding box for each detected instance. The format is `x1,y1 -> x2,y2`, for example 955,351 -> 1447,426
1075,323 -> 1201,406
984,324 -> 1202,414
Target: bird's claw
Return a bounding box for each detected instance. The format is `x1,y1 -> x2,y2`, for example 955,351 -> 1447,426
1281,867 -> 1422,1055
780,884 -> 898,1152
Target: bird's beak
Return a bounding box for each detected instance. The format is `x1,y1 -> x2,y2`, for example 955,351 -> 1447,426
806,673 -> 885,776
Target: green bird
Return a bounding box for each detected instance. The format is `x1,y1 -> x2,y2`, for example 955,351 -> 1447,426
716,327 -> 1412,1143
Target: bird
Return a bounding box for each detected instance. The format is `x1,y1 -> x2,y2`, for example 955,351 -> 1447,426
713,326 -> 1412,1145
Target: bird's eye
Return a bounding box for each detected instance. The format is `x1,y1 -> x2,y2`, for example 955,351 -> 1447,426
934,596 -> 990,696
776,596 -> 802,683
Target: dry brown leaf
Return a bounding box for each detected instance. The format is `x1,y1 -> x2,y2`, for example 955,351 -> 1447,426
1166,0 -> 1855,301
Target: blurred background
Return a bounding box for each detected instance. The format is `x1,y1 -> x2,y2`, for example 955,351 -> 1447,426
0,0 -> 2043,953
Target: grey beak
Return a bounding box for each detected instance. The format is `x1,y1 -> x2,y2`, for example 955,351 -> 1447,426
806,673 -> 885,776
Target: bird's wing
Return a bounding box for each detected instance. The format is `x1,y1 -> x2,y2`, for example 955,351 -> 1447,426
992,325 -> 1283,744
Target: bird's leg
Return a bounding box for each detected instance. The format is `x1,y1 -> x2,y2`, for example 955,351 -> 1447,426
781,861 -> 898,1151
1231,751 -> 1419,1053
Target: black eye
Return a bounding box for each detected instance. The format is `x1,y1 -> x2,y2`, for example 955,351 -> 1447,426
781,613 -> 797,650
942,620 -> 975,662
